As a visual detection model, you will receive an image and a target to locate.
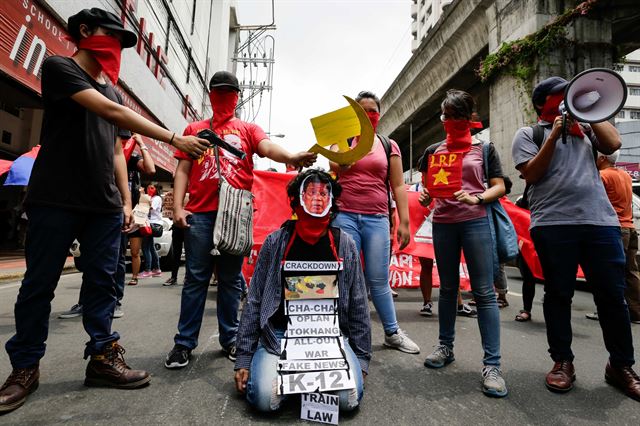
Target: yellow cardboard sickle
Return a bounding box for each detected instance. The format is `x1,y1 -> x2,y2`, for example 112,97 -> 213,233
308,96 -> 374,165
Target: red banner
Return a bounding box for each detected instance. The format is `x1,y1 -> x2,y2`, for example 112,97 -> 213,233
243,172 -> 471,289
0,0 -> 177,174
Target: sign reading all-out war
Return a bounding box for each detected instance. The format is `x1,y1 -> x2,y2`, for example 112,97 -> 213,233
281,336 -> 345,360
301,393 -> 340,425
425,150 -> 463,198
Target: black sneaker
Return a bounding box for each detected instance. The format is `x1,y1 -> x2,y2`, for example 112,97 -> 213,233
164,344 -> 191,369
222,345 -> 237,362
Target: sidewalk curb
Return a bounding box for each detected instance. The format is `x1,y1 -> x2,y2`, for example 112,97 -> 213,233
0,265 -> 78,284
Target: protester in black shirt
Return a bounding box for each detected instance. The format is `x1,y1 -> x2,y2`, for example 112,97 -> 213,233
58,134 -> 156,319
0,8 -> 210,414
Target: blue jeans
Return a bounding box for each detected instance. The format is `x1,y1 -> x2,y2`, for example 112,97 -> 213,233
174,212 -> 245,350
6,206 -> 122,368
246,330 -> 364,412
531,225 -> 634,366
433,216 -> 501,366
114,233 -> 127,304
333,212 -> 398,334
142,235 -> 160,271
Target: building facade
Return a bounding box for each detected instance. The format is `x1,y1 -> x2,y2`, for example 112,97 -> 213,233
0,0 -> 239,249
411,0 -> 454,52
617,49 -> 640,122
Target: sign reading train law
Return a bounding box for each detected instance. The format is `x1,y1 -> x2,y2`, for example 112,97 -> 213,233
0,0 -> 177,174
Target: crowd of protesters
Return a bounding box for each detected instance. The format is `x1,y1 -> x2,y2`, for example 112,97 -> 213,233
1,6 -> 639,417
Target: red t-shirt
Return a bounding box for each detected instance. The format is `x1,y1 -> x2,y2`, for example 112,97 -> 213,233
175,118 -> 267,212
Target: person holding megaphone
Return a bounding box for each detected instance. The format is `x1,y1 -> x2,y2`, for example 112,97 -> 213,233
512,74 -> 640,402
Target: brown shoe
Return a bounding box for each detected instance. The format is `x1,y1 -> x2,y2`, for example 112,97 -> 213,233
0,366 -> 39,414
545,360 -> 576,393
605,362 -> 640,402
84,342 -> 150,389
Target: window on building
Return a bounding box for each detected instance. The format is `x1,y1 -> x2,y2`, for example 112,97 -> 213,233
618,110 -> 626,119
1,131 -> 11,145
631,111 -> 640,120
629,65 -> 640,72
630,87 -> 640,96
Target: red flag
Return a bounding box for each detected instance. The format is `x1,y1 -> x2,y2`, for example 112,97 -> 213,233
425,151 -> 463,198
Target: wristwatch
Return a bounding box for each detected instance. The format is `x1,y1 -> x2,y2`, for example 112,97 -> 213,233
140,146 -> 149,151
475,194 -> 484,204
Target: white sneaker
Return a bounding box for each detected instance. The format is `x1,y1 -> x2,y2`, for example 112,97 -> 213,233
383,328 -> 420,354
482,366 -> 508,397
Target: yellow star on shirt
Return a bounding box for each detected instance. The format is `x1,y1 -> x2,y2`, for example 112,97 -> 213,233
432,168 -> 451,185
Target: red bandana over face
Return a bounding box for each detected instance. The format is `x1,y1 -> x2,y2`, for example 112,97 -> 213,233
539,92 -> 584,137
293,206 -> 330,245
366,111 -> 380,132
443,119 -> 483,153
209,90 -> 239,128
77,35 -> 122,84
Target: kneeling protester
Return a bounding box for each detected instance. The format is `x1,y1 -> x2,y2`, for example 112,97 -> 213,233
233,169 -> 371,418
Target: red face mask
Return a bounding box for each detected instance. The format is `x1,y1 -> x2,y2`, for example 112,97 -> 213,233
293,206 -> 330,245
539,92 -> 584,137
77,35 -> 122,84
366,111 -> 380,131
443,119 -> 483,153
209,90 -> 239,128
147,187 -> 157,197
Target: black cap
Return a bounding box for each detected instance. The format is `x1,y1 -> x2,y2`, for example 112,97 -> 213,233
531,76 -> 568,107
68,8 -> 137,49
209,71 -> 240,92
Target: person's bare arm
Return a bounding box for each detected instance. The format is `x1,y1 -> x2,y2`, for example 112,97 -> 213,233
133,134 -> 156,174
71,88 -> 209,158
590,121 -> 621,155
256,139 -> 317,168
389,155 -> 410,250
114,137 -> 132,231
173,159 -> 192,228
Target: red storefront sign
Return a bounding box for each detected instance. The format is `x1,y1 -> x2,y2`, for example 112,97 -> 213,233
0,0 -> 177,174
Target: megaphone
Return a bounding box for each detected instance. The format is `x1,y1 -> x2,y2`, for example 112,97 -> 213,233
559,68 -> 627,143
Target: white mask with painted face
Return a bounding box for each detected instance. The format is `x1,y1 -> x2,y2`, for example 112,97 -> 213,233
299,176 -> 332,218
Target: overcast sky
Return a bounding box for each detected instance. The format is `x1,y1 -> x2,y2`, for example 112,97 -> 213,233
235,0 -> 413,170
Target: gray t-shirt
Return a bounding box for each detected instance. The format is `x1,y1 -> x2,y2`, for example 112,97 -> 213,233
511,123 -> 618,229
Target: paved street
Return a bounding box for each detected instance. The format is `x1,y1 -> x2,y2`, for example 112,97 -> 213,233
1,267 -> 639,425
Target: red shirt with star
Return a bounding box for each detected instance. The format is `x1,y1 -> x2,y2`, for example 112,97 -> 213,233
175,118 -> 267,213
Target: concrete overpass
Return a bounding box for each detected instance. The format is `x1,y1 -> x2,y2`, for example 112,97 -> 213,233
379,0 -> 640,192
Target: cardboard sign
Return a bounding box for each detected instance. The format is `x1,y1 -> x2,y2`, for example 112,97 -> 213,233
301,393 -> 339,425
285,276 -> 339,300
286,299 -> 337,316
278,358 -> 348,372
279,370 -> 355,395
425,151 -> 463,198
308,96 -> 374,165
281,337 -> 345,360
132,194 -> 151,226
